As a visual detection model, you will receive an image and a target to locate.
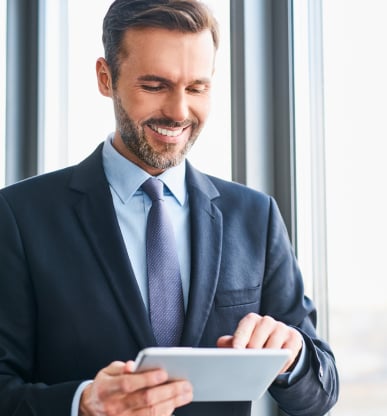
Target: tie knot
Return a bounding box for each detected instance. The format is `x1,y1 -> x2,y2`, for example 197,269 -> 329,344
142,177 -> 164,201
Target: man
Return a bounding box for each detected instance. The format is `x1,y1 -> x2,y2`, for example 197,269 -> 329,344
0,1 -> 339,415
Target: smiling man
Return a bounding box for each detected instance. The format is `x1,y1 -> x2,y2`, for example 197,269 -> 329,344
0,1 -> 338,416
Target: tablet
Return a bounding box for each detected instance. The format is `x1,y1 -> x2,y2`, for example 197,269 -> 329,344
133,347 -> 290,402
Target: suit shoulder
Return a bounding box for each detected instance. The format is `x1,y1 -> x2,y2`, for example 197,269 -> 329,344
206,174 -> 272,205
0,166 -> 75,200
0,143 -> 104,202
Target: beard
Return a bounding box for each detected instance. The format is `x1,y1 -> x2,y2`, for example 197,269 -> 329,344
113,95 -> 201,170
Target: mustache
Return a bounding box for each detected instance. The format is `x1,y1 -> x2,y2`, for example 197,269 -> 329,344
144,118 -> 193,129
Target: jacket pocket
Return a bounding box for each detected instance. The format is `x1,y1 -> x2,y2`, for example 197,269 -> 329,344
215,286 -> 261,308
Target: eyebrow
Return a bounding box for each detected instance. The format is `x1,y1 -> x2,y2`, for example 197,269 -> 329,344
137,74 -> 211,85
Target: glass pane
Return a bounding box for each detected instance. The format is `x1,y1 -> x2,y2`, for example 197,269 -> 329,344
42,0 -> 230,178
42,0 -> 71,173
294,1 -> 387,415
66,0 -> 115,167
0,0 -> 6,187
185,0 -> 231,179
323,1 -> 387,414
39,0 -> 114,172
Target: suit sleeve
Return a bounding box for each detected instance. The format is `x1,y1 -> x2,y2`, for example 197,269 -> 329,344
0,193 -> 80,416
262,197 -> 339,416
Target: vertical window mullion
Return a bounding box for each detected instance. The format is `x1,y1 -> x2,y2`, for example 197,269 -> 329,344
6,0 -> 40,184
308,0 -> 330,341
0,1 -> 7,187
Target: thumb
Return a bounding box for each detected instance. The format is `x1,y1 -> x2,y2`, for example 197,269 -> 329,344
103,361 -> 128,376
216,335 -> 234,348
124,360 -> 136,373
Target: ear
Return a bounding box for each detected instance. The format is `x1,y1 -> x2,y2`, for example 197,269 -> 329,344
96,57 -> 113,97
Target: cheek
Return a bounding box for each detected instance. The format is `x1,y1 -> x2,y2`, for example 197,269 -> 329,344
193,98 -> 211,124
121,94 -> 163,123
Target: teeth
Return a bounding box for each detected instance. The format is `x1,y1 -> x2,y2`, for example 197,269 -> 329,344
150,125 -> 183,137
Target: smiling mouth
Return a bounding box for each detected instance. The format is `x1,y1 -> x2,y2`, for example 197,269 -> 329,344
148,124 -> 188,138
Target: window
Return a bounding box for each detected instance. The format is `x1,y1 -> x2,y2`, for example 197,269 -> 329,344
41,0 -> 114,173
294,0 -> 387,414
324,1 -> 387,414
0,0 -> 6,187
42,0 -> 231,180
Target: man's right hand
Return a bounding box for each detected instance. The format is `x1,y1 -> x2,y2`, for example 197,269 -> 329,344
79,360 -> 193,416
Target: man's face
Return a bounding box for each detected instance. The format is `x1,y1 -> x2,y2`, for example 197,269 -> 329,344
101,27 -> 215,175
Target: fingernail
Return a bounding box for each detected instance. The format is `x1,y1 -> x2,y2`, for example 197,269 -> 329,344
183,382 -> 192,392
156,370 -> 167,382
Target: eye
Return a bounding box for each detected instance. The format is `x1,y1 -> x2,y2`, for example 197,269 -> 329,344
141,84 -> 165,92
187,84 -> 210,95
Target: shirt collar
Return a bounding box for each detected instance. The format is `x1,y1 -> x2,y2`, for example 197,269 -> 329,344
102,135 -> 187,206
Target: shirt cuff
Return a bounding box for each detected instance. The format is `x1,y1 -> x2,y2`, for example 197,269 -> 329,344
275,339 -> 308,385
71,380 -> 93,416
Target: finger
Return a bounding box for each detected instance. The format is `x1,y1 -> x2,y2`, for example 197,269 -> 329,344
248,316 -> 286,348
116,370 -> 170,396
158,386 -> 193,414
280,332 -> 303,373
80,367 -> 171,415
232,313 -> 262,348
96,367 -> 169,400
216,335 -> 233,348
251,316 -> 292,348
261,330 -> 285,349
124,360 -> 137,373
153,381 -> 193,414
133,386 -> 193,416
124,380 -> 193,411
263,323 -> 302,350
104,360 -> 129,376
103,360 -> 146,377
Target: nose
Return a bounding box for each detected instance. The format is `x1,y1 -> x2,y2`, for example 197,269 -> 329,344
162,89 -> 190,123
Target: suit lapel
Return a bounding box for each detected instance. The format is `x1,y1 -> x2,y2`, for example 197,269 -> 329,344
181,164 -> 223,346
69,145 -> 156,349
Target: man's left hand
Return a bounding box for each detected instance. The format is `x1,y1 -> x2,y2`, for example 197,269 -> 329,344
216,313 -> 303,374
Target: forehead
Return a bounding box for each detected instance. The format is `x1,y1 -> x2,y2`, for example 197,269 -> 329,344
118,27 -> 215,82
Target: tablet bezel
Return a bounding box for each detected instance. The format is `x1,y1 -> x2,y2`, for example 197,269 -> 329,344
133,347 -> 290,402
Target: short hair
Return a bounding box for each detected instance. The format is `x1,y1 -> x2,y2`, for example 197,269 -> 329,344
102,0 -> 219,86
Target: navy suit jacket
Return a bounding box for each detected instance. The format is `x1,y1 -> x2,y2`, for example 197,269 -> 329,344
0,144 -> 338,416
